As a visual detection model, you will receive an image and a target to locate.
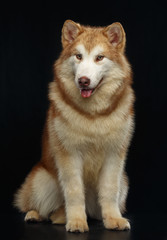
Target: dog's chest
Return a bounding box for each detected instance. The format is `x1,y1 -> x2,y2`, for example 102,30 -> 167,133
53,110 -> 128,151
52,111 -> 131,184
82,143 -> 106,184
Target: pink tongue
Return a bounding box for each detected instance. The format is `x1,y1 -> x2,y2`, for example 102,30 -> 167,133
81,89 -> 93,98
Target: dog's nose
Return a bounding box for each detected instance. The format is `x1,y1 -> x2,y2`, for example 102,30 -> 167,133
78,76 -> 90,87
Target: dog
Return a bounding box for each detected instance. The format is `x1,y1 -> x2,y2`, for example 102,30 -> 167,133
14,20 -> 135,233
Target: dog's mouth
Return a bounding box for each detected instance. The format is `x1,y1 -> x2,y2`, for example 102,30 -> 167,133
80,89 -> 94,98
80,78 -> 103,98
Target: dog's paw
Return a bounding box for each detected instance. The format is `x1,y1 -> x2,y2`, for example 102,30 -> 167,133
24,210 -> 42,222
103,217 -> 130,230
50,207 -> 66,225
66,218 -> 89,233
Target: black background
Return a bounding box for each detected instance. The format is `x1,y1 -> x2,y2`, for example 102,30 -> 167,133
0,0 -> 167,216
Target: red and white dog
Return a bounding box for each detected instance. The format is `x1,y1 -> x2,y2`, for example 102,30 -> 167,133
14,20 -> 135,232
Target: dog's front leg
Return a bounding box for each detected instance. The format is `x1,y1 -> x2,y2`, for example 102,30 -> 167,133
98,152 -> 130,230
56,151 -> 88,232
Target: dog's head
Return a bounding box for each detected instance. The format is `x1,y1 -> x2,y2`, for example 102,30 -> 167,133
57,20 -> 130,99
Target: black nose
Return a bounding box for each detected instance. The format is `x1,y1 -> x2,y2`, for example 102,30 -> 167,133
78,76 -> 90,87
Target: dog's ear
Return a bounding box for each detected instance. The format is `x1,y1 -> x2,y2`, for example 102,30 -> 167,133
103,22 -> 126,52
62,20 -> 82,48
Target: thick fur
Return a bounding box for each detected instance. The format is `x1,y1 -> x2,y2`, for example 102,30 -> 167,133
14,20 -> 135,232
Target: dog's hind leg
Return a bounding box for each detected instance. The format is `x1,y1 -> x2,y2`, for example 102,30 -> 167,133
14,164 -> 64,220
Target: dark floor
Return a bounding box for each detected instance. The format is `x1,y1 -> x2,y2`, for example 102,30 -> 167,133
1,213 -> 167,240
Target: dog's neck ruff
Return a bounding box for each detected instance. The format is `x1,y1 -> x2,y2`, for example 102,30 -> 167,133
53,78 -> 127,119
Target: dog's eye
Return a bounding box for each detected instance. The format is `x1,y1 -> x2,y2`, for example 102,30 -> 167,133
96,55 -> 104,62
76,54 -> 82,60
